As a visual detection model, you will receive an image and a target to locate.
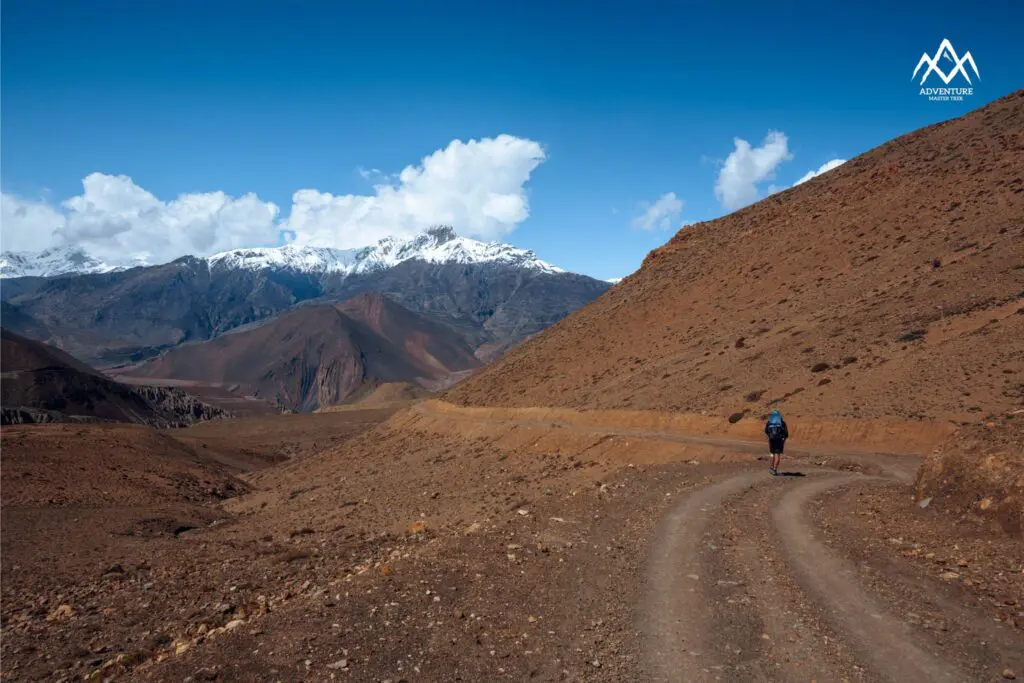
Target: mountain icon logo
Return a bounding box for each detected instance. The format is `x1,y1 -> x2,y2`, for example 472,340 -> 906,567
912,39 -> 980,85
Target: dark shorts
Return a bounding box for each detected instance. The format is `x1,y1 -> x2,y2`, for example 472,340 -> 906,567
769,438 -> 785,455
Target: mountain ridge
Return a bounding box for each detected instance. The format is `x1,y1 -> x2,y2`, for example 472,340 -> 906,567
0,226 -> 564,279
1,229 -> 609,367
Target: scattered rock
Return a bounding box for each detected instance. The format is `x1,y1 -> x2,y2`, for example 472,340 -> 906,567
327,659 -> 349,670
897,329 -> 927,343
46,604 -> 74,622
744,389 -> 766,402
918,497 -> 932,509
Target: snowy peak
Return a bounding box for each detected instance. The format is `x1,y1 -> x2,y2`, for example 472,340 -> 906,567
0,245 -> 121,279
206,226 -> 565,276
205,244 -> 362,274
1,227 -> 566,281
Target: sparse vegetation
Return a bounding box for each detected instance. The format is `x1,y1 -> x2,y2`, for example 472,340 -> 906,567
897,329 -> 927,342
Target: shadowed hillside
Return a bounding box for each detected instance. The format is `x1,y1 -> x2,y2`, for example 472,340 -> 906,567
0,328 -> 226,426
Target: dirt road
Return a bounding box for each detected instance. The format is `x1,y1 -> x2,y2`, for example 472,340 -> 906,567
641,462 -> 1024,682
4,402 -> 1020,681
410,401 -> 1021,682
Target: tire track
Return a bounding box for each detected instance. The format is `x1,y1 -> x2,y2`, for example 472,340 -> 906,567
771,473 -> 968,682
641,471 -> 764,682
643,469 -> 971,682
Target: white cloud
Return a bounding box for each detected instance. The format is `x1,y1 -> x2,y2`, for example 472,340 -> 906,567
793,158 -> 846,186
631,192 -> 684,231
714,131 -> 793,211
54,173 -> 281,264
0,193 -> 66,253
0,134 -> 546,264
286,135 -> 545,249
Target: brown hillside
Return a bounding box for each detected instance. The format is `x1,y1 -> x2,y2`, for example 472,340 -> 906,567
356,382 -> 432,405
0,328 -> 225,426
126,293 -> 482,411
447,92 -> 1024,422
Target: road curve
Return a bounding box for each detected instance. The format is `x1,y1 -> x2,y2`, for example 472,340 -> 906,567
772,473 -> 967,682
642,468 -> 971,682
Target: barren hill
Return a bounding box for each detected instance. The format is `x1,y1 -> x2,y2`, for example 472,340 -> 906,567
0,328 -> 226,426
124,293 -> 482,411
447,91 -> 1024,422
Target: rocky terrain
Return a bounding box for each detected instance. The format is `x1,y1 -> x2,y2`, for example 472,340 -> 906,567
120,293 -> 481,411
917,418 -> 1024,536
1,328 -> 226,427
0,227 -> 609,366
3,400 -> 1021,681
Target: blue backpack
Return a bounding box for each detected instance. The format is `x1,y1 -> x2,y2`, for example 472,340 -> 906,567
766,412 -> 785,439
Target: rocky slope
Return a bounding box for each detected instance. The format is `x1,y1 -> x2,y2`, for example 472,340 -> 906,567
917,419 -> 1024,536
1,227 -> 609,366
0,328 -> 226,426
121,293 -> 482,411
446,91 -> 1024,423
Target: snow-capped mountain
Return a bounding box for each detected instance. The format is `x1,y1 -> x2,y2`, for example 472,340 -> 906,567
1,226 -> 564,280
3,225 -> 609,368
0,245 -> 123,279
205,226 -> 564,276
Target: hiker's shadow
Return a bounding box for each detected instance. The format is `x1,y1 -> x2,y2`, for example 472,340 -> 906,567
777,471 -> 806,477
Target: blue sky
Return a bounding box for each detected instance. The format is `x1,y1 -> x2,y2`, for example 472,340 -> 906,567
2,0 -> 1021,279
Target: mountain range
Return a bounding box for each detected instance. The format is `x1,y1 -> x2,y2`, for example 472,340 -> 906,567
0,227 -> 609,407
0,226 -> 562,280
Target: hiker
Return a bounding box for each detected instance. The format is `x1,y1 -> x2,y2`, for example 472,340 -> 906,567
764,410 -> 789,476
